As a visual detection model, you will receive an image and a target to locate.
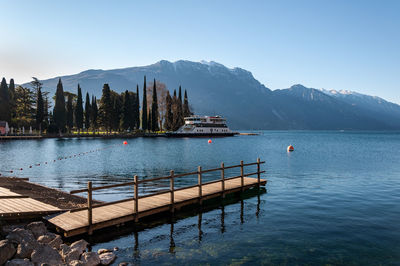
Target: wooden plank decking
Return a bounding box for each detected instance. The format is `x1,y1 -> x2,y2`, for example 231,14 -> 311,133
0,186 -> 61,219
47,159 -> 267,237
48,176 -> 266,237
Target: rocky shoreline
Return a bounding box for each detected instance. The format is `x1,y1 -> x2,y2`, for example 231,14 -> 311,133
0,222 -> 117,266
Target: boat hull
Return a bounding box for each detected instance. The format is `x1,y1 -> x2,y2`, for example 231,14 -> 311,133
166,132 -> 237,138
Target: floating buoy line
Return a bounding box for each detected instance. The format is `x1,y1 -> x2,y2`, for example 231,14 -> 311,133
0,142 -> 127,177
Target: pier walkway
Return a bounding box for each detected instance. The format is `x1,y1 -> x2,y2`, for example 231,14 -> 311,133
47,159 -> 267,237
0,187 -> 61,220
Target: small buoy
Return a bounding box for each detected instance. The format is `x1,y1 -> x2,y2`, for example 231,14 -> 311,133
29,166 -> 32,168
287,145 -> 294,152
20,168 -> 23,170
123,141 -> 128,145
208,139 -> 212,144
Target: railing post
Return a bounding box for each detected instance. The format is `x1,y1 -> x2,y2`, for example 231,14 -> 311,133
134,175 -> 139,222
198,166 -> 202,204
87,181 -> 93,235
170,170 -> 175,213
240,160 -> 244,191
221,162 -> 225,198
257,158 -> 261,186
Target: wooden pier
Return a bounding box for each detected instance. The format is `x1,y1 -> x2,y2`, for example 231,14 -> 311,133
0,187 -> 61,220
47,159 -> 267,237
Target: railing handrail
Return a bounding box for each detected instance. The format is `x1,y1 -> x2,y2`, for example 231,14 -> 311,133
70,160 -> 265,194
72,158 -> 265,235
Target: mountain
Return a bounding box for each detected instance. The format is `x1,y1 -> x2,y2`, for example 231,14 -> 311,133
22,60 -> 400,130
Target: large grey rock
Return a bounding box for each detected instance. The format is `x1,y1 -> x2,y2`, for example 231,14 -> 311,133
97,248 -> 111,255
5,258 -> 33,266
0,239 -> 16,265
69,239 -> 88,254
69,260 -> 85,266
15,241 -> 35,259
48,235 -> 63,250
26,222 -> 47,239
6,229 -> 36,245
37,233 -> 57,244
0,225 -> 24,237
81,252 -> 100,266
31,244 -> 63,266
59,243 -> 71,259
64,249 -> 81,265
99,252 -> 116,265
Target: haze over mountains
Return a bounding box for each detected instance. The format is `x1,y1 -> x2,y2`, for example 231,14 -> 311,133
24,60 -> 400,130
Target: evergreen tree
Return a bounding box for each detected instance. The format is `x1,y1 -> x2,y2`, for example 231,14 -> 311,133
91,96 -> 98,133
14,86 -> 35,128
141,76 -> 148,130
147,108 -> 152,132
135,85 -> 140,129
120,90 -> 131,130
9,78 -> 15,100
36,87 -> 44,133
9,79 -> 16,125
0,77 -> 11,122
183,89 -> 191,117
43,96 -> 49,130
99,84 -> 113,132
151,79 -> 159,131
53,78 -> 66,135
66,94 -> 74,132
178,85 -> 182,103
75,84 -> 83,132
127,91 -> 136,130
164,91 -> 173,131
172,88 -> 184,131
84,92 -> 91,131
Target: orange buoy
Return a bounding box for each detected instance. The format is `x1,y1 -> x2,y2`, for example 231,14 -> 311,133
287,145 -> 294,152
208,139 -> 212,144
123,141 -> 128,145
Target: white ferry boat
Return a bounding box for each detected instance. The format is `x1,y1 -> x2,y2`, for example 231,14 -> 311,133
166,115 -> 237,137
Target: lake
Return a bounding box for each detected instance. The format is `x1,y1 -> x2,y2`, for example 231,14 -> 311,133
1,131 -> 400,265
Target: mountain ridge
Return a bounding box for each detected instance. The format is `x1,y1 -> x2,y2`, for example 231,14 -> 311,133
21,60 -> 400,130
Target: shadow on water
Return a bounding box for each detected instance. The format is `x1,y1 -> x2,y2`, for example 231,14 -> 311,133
69,187 -> 267,247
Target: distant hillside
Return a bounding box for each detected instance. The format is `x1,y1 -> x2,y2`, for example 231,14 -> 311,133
23,60 -> 400,130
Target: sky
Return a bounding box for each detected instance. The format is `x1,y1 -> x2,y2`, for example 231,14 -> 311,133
1,0 -> 399,103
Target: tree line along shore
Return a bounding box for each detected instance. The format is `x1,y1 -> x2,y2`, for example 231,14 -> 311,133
0,76 -> 192,136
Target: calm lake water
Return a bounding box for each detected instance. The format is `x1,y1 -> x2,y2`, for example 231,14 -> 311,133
1,131 -> 400,265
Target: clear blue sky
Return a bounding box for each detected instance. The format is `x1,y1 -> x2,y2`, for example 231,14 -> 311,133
1,0 -> 399,103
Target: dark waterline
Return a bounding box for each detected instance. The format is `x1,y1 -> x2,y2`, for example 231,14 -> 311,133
1,131 -> 399,265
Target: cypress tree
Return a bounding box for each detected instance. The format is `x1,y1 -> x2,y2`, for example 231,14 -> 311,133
172,87 -> 184,130
141,76 -> 148,130
43,96 -> 49,130
66,94 -> 74,132
9,79 -> 16,124
135,85 -> 140,129
91,96 -> 98,133
36,87 -> 44,133
111,96 -> 120,131
164,91 -> 173,131
99,84 -> 112,133
120,90 -> 131,130
127,91 -> 136,130
0,77 -> 10,122
9,78 -> 15,99
84,92 -> 91,131
147,108 -> 152,132
178,85 -> 182,103
75,84 -> 83,132
53,78 -> 66,135
183,89 -> 191,117
151,79 -> 159,131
